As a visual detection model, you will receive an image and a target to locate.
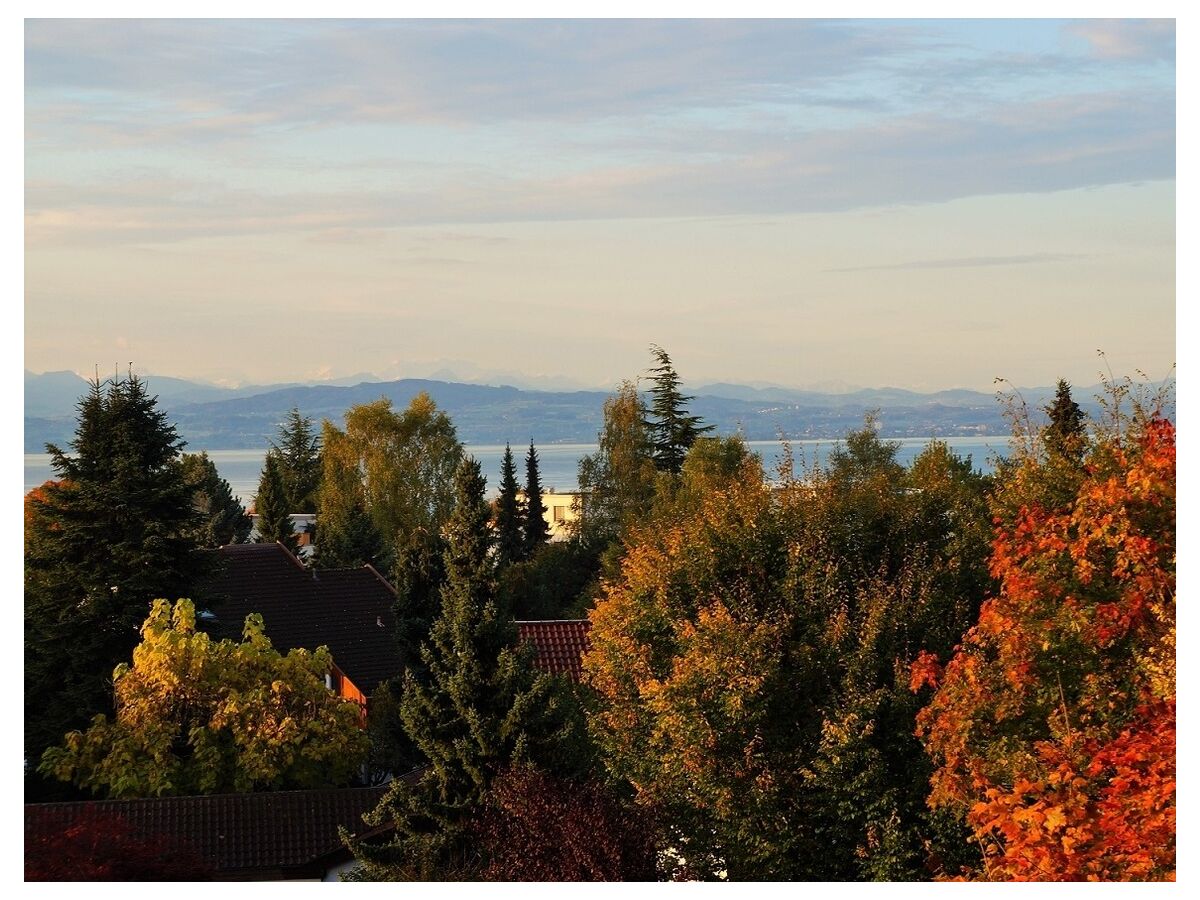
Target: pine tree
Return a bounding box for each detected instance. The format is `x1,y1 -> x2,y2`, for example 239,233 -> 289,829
1044,378 -> 1087,460
25,374 -> 201,794
181,452 -> 251,547
272,408 -> 322,513
254,451 -> 298,555
644,344 -> 712,475
523,441 -> 551,555
350,457 -> 585,879
495,444 -> 525,567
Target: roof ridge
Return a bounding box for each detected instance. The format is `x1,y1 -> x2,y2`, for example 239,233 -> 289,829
516,618 -> 591,624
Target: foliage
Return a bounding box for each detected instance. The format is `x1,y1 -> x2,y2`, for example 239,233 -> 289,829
253,450 -> 299,554
1043,379 -> 1086,461
39,599 -> 368,798
318,393 -> 463,570
494,443 -> 525,567
475,766 -> 662,881
25,375 -> 202,792
575,380 -> 658,548
524,440 -> 552,554
644,345 -> 712,475
913,413 -> 1175,881
585,423 -> 991,880
390,525 -> 447,672
270,408 -> 322,513
498,540 -> 604,620
349,458 -> 590,879
312,418 -> 385,568
25,808 -> 214,881
181,451 -> 251,547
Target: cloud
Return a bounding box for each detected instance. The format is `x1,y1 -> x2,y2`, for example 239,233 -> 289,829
825,253 -> 1091,273
1065,19 -> 1175,61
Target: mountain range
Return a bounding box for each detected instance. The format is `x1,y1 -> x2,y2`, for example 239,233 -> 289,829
24,369 -> 1103,454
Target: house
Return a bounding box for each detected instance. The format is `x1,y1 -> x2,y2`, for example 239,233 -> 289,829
517,489 -> 582,541
516,619 -> 592,680
25,786 -> 390,881
194,543 -> 403,714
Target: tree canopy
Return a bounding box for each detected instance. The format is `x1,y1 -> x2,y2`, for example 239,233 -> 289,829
25,375 -> 201,793
271,408 -> 323,513
39,599 -> 368,799
494,443 -> 525,568
644,345 -> 712,475
181,452 -> 251,547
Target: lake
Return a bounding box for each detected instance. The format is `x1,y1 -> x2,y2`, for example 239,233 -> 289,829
25,436 -> 1011,504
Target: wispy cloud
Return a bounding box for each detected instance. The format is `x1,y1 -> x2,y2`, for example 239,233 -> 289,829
825,252 -> 1091,273
1065,19 -> 1175,61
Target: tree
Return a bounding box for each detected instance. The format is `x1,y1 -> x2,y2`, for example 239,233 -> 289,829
585,424 -> 992,880
180,452 -> 251,547
348,458 -> 588,879
1043,378 -> 1087,460
25,374 -> 201,793
523,441 -> 551,555
913,413 -> 1175,881
319,394 -> 463,571
644,344 -> 712,475
253,451 -> 298,555
39,599 -> 368,798
475,766 -> 661,881
575,381 -> 658,548
271,408 -> 322,513
494,443 -> 525,567
25,807 -> 214,881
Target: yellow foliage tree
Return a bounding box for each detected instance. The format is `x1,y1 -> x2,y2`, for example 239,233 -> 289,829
39,599 -> 368,798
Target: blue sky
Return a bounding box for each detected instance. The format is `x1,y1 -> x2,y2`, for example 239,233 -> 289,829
24,19 -> 1175,391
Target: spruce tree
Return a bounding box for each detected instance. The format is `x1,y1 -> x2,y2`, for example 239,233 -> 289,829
254,451 -> 298,555
350,457 -> 585,879
523,441 -> 551,554
25,374 -> 200,795
181,452 -> 251,547
495,444 -> 525,567
272,408 -> 322,513
1044,378 -> 1087,460
645,344 -> 712,475
316,498 -> 384,569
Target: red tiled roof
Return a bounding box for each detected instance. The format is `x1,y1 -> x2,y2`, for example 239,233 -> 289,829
195,543 -> 402,696
516,619 -> 592,680
25,786 -> 387,880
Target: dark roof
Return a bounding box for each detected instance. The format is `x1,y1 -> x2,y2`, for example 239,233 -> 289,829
25,786 -> 387,880
516,620 -> 592,680
195,543 -> 402,695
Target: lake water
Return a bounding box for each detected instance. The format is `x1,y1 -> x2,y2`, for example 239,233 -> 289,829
25,436 -> 1011,504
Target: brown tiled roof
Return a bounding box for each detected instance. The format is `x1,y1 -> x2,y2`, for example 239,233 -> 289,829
194,543 -> 402,696
516,619 -> 592,680
25,786 -> 387,880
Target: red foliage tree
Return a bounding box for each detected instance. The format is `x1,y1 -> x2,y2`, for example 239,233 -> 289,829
25,808 -> 213,881
913,417 -> 1175,881
475,766 -> 661,881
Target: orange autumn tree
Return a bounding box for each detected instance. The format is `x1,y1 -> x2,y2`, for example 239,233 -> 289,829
913,392 -> 1175,881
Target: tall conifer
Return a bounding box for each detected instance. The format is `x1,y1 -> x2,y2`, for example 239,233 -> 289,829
523,441 -> 551,553
495,444 -> 525,567
254,451 -> 298,554
645,344 -> 712,475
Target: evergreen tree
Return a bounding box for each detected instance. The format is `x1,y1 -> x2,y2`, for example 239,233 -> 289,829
25,374 -> 200,795
271,408 -> 322,513
349,457 -> 587,879
644,344 -> 712,475
180,452 -> 251,547
523,441 -> 551,555
1043,378 -> 1087,460
316,498 -> 384,569
391,525 -> 447,672
494,444 -> 525,567
253,451 -> 298,555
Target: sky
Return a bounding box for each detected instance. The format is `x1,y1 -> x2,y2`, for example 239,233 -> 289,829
23,18 -> 1176,392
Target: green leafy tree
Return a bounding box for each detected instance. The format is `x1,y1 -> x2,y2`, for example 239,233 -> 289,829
523,441 -> 552,555
319,394 -> 463,571
181,452 -> 251,547
25,375 -> 201,795
644,344 -> 712,474
575,381 -> 658,548
391,525 -> 447,671
253,451 -> 298,555
349,458 -> 588,879
271,408 -> 322,512
494,444 -> 525,567
39,599 -> 368,798
585,423 -> 991,880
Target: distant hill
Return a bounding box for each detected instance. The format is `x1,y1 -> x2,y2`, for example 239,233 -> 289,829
23,370 -> 1109,453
